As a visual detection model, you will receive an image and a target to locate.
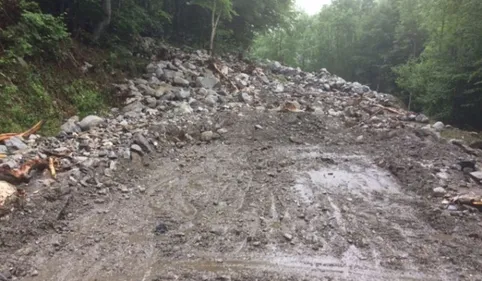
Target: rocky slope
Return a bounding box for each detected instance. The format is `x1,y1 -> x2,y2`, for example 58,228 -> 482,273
0,45 -> 481,280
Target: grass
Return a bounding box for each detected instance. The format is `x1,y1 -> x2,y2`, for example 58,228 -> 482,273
0,41 -> 148,135
440,127 -> 482,144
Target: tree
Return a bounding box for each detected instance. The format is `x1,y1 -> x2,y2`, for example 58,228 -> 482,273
191,0 -> 236,55
93,0 -> 112,41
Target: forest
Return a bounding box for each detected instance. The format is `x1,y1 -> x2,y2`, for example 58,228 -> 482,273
1,0 -> 482,131
252,0 -> 482,129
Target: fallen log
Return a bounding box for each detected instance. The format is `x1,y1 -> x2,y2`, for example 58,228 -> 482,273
0,157 -> 56,185
0,120 -> 45,143
210,60 -> 239,92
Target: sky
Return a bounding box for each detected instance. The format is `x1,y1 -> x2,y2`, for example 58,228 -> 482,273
295,0 -> 332,15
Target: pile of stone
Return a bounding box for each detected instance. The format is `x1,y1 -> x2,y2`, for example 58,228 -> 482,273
0,44 -> 466,216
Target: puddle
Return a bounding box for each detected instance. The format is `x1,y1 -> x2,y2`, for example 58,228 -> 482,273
293,152 -> 401,204
307,166 -> 400,193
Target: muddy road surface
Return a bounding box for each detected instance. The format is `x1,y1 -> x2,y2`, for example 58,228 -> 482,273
2,108 -> 481,281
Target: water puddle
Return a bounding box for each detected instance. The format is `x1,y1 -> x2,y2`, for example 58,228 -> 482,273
293,151 -> 401,204
307,166 -> 400,193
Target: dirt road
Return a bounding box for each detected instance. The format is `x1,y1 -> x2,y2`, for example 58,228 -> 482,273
2,107 -> 481,281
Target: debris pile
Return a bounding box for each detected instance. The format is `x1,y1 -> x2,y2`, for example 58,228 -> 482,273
1,45 -> 482,218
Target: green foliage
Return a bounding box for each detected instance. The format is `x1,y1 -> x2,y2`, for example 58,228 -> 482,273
0,1 -> 70,62
0,0 -> 294,135
251,0 -> 482,129
64,80 -> 107,118
0,69 -> 61,134
191,0 -> 236,20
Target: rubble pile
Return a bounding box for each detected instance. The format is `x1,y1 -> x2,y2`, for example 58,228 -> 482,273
1,45 -> 481,217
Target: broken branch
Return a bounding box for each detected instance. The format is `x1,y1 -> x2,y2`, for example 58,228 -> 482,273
0,120 -> 45,143
0,157 -> 56,185
211,62 -> 239,92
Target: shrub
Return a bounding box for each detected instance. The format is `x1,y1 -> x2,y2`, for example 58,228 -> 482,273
0,0 -> 70,63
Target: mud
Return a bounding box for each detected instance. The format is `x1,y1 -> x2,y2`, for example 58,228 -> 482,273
1,108 -> 482,281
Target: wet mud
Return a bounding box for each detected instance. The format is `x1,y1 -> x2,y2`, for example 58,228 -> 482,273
2,109 -> 482,281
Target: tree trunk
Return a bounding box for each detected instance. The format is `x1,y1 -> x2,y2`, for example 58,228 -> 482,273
93,0 -> 112,42
408,92 -> 412,111
209,13 -> 221,55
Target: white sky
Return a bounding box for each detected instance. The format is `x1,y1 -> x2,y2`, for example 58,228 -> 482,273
295,0 -> 332,15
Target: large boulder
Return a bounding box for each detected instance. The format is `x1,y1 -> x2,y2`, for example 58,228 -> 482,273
60,116 -> 81,134
78,115 -> 104,131
173,77 -> 190,87
270,61 -> 282,72
0,181 -> 18,217
432,121 -> 445,132
5,136 -> 28,151
196,76 -> 220,89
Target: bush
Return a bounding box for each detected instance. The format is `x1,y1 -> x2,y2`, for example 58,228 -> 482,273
0,0 -> 70,63
0,71 -> 60,134
64,80 -> 107,118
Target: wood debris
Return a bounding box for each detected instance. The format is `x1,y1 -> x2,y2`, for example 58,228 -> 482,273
0,120 -> 45,143
210,60 -> 239,92
448,194 -> 482,209
0,157 -> 57,185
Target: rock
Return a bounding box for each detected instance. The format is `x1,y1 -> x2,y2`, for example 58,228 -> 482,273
174,102 -> 193,115
78,115 -> 104,131
145,96 -> 158,108
469,171 -> 482,182
0,181 -> 17,216
432,121 -> 445,132
120,148 -> 131,159
270,61 -> 282,72
196,76 -> 220,89
134,133 -> 154,153
351,82 -> 368,94
282,101 -> 301,112
273,83 -> 284,93
255,124 -> 263,130
154,223 -> 168,235
0,145 -> 7,154
433,187 -> 446,197
217,128 -> 228,134
355,135 -> 364,143
0,271 -> 12,281
328,109 -> 343,117
123,101 -> 145,113
130,144 -> 144,154
201,131 -> 214,142
146,62 -> 157,73
148,76 -> 161,87
235,73 -> 250,88
60,116 -> 81,133
175,88 -> 191,100
173,77 -> 190,87
283,233 -> 293,241
134,78 -> 148,85
239,92 -> 253,103
5,136 -> 28,151
108,151 -> 117,159
155,84 -> 173,98
161,69 -> 179,81
155,67 -> 164,78
415,114 -> 429,123
204,94 -> 219,107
